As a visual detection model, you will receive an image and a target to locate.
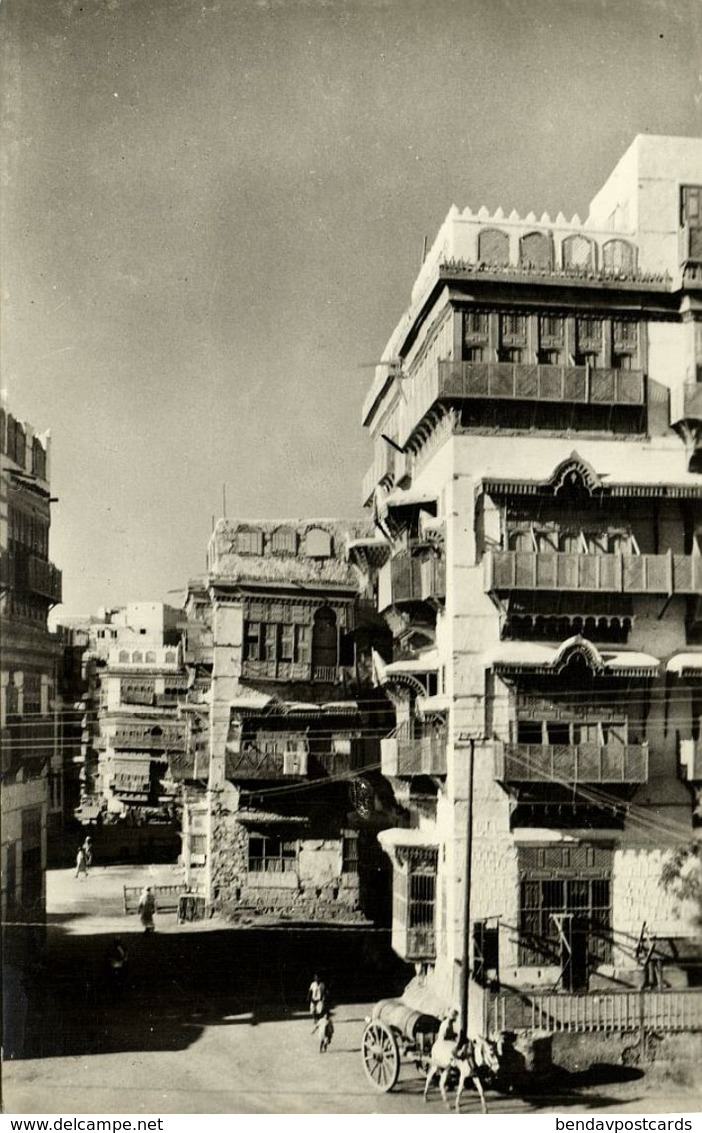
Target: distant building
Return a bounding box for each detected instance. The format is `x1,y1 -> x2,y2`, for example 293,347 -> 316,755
1,403 -> 62,974
73,603 -> 188,828
357,135 -> 702,1022
182,518 -> 395,925
48,624 -> 90,863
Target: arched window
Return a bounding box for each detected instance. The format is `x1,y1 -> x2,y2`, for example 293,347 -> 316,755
270,526 -> 297,554
311,607 -> 338,672
519,232 -> 552,269
145,651 -> 156,663
477,228 -> 509,266
164,651 -> 176,664
602,240 -> 636,274
305,528 -> 332,558
132,652 -> 143,664
118,650 -> 129,663
236,527 -> 264,555
562,234 -> 596,270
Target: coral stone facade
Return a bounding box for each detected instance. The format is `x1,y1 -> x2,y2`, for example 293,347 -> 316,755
358,135 -> 702,1020
188,518 -> 395,925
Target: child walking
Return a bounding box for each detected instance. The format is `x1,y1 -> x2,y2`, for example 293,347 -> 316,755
319,1011 -> 334,1053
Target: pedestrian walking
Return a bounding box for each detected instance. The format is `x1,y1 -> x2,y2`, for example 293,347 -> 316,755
75,846 -> 89,879
318,1011 -> 334,1053
138,885 -> 156,932
82,835 -> 93,868
308,973 -> 327,1030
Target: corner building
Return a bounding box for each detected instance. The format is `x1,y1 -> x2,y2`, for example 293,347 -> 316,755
193,519 -> 395,925
358,136 -> 702,1019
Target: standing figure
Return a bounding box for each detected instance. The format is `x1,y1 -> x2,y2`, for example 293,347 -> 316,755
637,926 -> 663,989
82,835 -> 93,868
308,973 -> 327,1030
75,846 -> 89,880
138,886 -> 156,932
319,1011 -> 334,1053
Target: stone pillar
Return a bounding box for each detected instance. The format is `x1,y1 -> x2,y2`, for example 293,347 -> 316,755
206,592 -> 243,905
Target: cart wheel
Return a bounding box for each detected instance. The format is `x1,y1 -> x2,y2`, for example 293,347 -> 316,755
361,1020 -> 401,1092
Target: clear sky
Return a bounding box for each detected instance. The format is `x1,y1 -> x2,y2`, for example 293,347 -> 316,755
3,0 -> 701,617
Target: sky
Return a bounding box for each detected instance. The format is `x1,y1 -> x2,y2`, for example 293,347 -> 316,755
3,0 -> 701,617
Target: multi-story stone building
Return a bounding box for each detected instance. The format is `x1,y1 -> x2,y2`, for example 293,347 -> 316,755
357,135 -> 702,1024
184,518 -> 396,924
1,403 -> 62,977
76,603 -> 188,824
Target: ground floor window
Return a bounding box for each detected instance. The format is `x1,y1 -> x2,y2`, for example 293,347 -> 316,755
342,831 -> 359,874
392,846 -> 438,961
248,834 -> 297,873
519,875 -> 611,965
408,871 -> 436,929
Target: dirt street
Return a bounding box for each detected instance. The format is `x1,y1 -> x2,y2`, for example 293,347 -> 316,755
3,867 -> 701,1115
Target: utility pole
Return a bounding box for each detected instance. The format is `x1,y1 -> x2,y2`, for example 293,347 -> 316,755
459,737 -> 475,1044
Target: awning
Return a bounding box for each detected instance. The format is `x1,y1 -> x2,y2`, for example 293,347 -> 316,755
346,537 -> 391,552
482,642 -> 556,668
383,487 -> 438,512
378,827 -> 440,849
667,653 -> 702,676
319,701 -> 361,716
384,650 -> 439,675
346,538 -> 392,572
230,692 -> 275,712
483,637 -> 659,677
416,694 -> 451,715
602,651 -> 660,674
236,809 -> 310,827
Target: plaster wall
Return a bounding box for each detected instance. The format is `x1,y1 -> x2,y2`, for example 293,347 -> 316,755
209,599 -> 244,788
648,320 -> 691,390
1,778 -> 47,916
587,135 -> 702,273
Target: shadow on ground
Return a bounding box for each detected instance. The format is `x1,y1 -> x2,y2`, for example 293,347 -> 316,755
11,924 -> 412,1060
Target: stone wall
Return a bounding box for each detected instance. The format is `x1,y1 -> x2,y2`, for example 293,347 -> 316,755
208,797 -> 366,925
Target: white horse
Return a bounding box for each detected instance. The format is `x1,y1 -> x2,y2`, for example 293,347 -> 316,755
423,1034 -> 500,1113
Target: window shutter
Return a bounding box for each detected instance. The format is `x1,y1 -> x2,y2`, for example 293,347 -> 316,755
296,624 -> 311,665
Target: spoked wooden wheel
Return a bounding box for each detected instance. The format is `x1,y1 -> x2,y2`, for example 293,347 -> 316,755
361,1020 -> 401,1092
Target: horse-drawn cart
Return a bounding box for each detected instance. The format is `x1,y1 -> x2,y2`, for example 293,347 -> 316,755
361,999 -> 440,1092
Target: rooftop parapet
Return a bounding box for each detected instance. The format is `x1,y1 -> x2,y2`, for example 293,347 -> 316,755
107,644 -> 183,669
0,401 -> 51,484
207,517 -> 376,588
365,135 -> 702,428
408,202 -> 662,308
